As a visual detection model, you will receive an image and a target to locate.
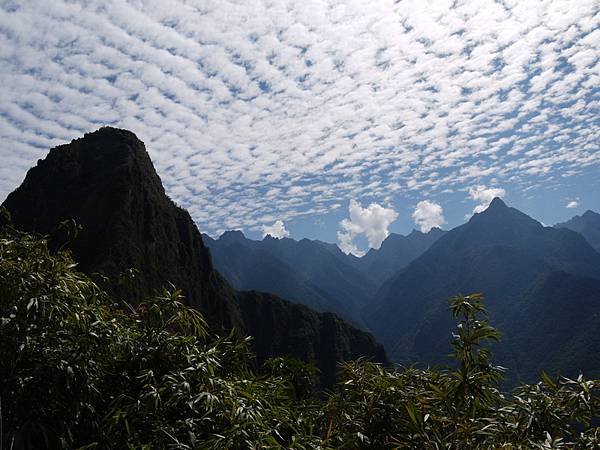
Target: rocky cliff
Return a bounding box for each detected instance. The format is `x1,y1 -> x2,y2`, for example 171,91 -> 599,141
2,127 -> 386,384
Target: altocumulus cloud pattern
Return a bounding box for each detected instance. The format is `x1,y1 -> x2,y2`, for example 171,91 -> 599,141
0,0 -> 598,236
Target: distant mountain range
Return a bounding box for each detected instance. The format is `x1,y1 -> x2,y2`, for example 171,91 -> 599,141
3,126 -> 599,385
366,198 -> 600,382
203,226 -> 446,326
1,127 -> 385,386
556,210 -> 600,253
206,197 -> 600,382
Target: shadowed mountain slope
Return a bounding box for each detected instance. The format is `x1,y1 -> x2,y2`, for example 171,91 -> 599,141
556,210 -> 600,253
366,198 -> 600,381
204,226 -> 446,328
2,127 -> 386,384
203,231 -> 373,327
356,228 -> 446,285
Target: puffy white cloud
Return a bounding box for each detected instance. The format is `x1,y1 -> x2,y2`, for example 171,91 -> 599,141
566,200 -> 579,209
412,200 -> 446,232
468,185 -> 507,214
261,220 -> 289,239
337,200 -> 398,256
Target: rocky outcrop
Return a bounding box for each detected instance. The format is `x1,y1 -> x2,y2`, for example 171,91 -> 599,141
3,127 -> 242,332
2,127 -> 386,384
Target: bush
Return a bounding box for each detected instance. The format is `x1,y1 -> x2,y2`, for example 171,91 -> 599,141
1,227 -> 598,449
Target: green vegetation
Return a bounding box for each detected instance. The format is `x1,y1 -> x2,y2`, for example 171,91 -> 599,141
1,226 -> 598,449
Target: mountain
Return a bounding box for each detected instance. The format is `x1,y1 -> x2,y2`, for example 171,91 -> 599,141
366,198 -> 600,381
2,127 -> 386,385
556,210 -> 600,253
2,127 -> 242,331
204,231 -> 376,326
238,290 -> 386,385
503,270 -> 600,381
204,226 -> 446,328
203,231 -> 352,320
356,228 -> 447,284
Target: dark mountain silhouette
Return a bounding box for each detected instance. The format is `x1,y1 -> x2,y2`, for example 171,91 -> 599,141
3,127 -> 242,331
556,210 -> 600,253
502,271 -> 600,381
366,198 -> 600,381
2,127 -> 385,385
204,231 -> 376,327
355,228 -> 446,284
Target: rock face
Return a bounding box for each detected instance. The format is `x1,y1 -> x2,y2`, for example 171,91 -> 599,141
3,127 -> 242,331
2,127 -> 386,384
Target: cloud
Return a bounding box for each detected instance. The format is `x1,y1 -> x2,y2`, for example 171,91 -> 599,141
337,200 -> 398,256
412,200 -> 446,232
468,185 -> 507,215
261,220 -> 289,239
566,200 -> 579,209
0,1 -> 598,236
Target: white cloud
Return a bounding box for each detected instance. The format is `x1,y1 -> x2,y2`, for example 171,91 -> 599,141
468,185 -> 507,215
0,1 -> 598,235
566,200 -> 579,209
261,220 -> 289,239
412,200 -> 446,232
337,199 -> 398,256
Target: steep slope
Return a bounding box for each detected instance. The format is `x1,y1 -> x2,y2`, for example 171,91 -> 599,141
205,231 -> 375,324
260,235 -> 377,312
2,127 -> 242,331
367,198 -> 600,380
503,271 -> 600,382
238,290 -> 386,386
357,228 -> 446,284
203,231 -> 359,324
556,210 -> 600,253
2,127 -> 386,384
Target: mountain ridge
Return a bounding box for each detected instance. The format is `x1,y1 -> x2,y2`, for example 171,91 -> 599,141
2,127 -> 386,385
556,209 -> 600,253
366,196 -> 600,381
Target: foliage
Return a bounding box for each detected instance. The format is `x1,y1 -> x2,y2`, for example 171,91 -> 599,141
1,227 -> 598,449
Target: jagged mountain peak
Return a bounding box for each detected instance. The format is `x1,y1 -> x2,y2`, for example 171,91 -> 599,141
556,208 -> 600,253
488,196 -> 507,209
219,229 -> 247,243
3,127 -> 386,385
3,127 -> 243,331
467,198 -> 542,233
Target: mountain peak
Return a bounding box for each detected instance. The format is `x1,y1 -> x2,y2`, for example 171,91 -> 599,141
466,197 -> 544,237
487,197 -> 507,210
583,210 -> 600,218
2,127 -> 244,331
3,128 -> 387,386
219,230 -> 247,242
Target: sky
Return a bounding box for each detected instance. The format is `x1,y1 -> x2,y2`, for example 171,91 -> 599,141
0,0 -> 598,255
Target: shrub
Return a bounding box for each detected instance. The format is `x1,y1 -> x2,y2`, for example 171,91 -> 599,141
1,227 -> 597,449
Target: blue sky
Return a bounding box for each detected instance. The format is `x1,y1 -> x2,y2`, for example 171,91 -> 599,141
0,0 -> 598,255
